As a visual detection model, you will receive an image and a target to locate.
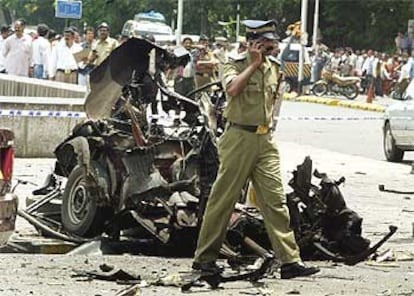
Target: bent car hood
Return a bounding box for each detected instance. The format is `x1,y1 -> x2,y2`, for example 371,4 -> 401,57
84,38 -> 163,119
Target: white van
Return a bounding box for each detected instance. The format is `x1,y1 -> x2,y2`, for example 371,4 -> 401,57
121,11 -> 174,43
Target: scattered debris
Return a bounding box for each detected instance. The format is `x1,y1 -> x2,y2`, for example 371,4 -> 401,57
115,284 -> 141,296
286,289 -> 301,294
374,249 -> 414,262
72,268 -> 141,283
377,289 -> 392,296
378,184 -> 414,194
365,261 -> 400,268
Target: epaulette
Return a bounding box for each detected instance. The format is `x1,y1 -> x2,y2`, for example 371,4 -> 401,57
227,51 -> 247,62
268,55 -> 281,65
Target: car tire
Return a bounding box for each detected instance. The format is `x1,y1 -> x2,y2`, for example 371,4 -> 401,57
383,123 -> 404,162
61,165 -> 110,237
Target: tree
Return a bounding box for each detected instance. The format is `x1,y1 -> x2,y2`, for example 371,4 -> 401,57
0,0 -> 412,51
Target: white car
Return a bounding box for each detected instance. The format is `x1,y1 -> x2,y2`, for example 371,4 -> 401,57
383,80 -> 414,161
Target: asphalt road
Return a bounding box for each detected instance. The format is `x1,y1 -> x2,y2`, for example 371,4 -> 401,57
277,101 -> 414,162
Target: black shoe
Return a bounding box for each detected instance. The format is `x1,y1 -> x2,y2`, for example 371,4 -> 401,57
192,261 -> 223,274
280,262 -> 320,279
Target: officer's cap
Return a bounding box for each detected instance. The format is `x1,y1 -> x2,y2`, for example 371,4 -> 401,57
97,22 -> 110,30
242,19 -> 279,40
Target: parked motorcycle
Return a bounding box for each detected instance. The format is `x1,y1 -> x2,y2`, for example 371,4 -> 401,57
311,69 -> 360,100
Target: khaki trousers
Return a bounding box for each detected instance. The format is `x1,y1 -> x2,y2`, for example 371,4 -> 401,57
55,70 -> 78,84
194,127 -> 301,264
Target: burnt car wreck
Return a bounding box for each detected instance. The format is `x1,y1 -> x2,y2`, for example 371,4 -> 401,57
13,38 -> 397,287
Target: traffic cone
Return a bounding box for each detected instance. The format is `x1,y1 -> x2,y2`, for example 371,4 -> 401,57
366,84 -> 374,103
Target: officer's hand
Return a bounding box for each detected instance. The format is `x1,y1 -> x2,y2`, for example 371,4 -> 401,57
249,40 -> 263,68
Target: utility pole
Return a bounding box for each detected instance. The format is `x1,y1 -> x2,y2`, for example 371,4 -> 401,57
298,0 -> 308,94
176,0 -> 183,44
236,2 -> 240,42
171,9 -> 176,32
312,0 -> 319,50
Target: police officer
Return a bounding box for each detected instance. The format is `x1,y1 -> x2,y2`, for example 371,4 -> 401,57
194,34 -> 216,88
192,20 -> 320,280
88,22 -> 118,67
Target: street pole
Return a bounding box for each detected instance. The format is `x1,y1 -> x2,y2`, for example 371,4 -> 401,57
298,0 -> 308,94
236,2 -> 240,42
312,0 -> 319,50
176,0 -> 183,45
171,9 -> 176,32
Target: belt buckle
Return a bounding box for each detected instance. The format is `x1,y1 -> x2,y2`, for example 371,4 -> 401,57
64,69 -> 71,74
256,125 -> 268,135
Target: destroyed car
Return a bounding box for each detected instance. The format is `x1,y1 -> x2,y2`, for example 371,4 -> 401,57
16,39 -> 396,279
52,38 -> 220,248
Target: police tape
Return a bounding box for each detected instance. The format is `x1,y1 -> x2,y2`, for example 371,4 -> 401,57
0,109 -> 87,118
0,109 -> 396,121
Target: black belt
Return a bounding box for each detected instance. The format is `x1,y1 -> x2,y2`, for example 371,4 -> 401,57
228,122 -> 270,134
196,72 -> 210,77
57,69 -> 78,73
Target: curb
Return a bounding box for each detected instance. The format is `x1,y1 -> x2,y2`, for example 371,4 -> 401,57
282,94 -> 386,113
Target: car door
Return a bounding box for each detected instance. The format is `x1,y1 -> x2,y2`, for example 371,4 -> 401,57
387,101 -> 408,143
403,96 -> 414,147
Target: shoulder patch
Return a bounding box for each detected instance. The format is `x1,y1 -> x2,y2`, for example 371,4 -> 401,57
228,51 -> 247,62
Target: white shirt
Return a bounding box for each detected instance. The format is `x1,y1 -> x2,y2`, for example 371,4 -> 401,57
49,39 -> 82,78
399,63 -> 411,82
0,36 -> 6,71
361,56 -> 375,76
355,55 -> 365,72
2,33 -> 32,76
32,36 -> 50,70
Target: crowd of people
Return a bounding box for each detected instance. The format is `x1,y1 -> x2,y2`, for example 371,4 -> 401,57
309,41 -> 414,99
0,18 -> 119,85
0,18 -> 237,92
1,17 -> 412,101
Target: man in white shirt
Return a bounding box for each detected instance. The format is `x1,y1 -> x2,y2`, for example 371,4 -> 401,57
0,25 -> 11,73
49,27 -> 82,84
2,19 -> 32,77
31,23 -> 50,79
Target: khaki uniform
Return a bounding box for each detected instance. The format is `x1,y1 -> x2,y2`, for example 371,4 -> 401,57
92,37 -> 118,66
195,50 -> 216,88
194,52 -> 301,265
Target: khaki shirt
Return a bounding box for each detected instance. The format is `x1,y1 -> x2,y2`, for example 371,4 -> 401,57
222,52 -> 279,126
92,37 -> 118,66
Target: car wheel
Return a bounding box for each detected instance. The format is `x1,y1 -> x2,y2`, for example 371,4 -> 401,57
61,166 -> 110,237
312,83 -> 328,97
383,123 -> 404,162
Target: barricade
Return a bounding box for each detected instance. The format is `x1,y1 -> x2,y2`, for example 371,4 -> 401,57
0,75 -> 87,157
0,74 -> 86,98
0,97 -> 85,157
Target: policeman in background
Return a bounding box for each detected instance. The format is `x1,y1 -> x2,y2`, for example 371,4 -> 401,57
194,34 -> 217,88
192,20 -> 320,280
88,22 -> 118,67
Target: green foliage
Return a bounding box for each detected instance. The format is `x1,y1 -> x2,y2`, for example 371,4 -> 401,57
0,0 -> 412,51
